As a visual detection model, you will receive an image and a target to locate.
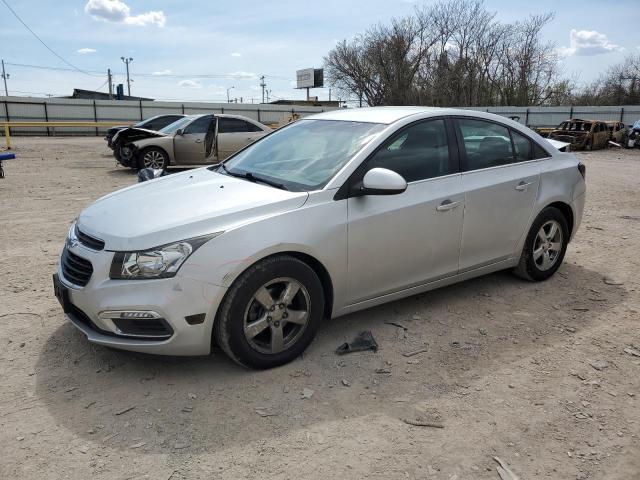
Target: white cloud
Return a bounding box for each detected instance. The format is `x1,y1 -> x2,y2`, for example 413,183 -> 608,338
152,69 -> 172,76
178,79 -> 202,89
84,0 -> 166,27
230,52 -> 242,58
77,48 -> 97,54
558,29 -> 623,57
228,71 -> 257,79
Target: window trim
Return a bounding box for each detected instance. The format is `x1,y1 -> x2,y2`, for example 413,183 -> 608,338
333,116 -> 460,200
451,116 -> 552,173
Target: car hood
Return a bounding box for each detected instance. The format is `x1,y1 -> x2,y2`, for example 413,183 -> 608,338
112,127 -> 166,145
77,168 -> 309,251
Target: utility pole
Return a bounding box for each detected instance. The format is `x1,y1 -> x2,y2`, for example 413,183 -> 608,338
266,89 -> 271,102
121,57 -> 133,97
1,60 -> 9,96
107,69 -> 113,99
260,75 -> 266,103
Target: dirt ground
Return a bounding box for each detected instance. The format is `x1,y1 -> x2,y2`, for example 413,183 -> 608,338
1,137 -> 639,480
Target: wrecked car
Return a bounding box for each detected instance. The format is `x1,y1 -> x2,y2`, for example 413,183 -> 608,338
605,121 -> 627,146
105,114 -> 186,149
548,119 -> 609,151
112,114 -> 271,170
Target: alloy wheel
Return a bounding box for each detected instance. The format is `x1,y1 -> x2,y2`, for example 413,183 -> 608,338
243,277 -> 310,355
533,220 -> 563,271
143,150 -> 165,169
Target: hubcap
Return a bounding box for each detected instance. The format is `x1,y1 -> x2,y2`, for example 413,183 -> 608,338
533,220 -> 563,271
143,150 -> 165,169
243,278 -> 310,355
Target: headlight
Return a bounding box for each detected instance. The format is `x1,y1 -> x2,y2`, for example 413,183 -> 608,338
109,233 -> 221,280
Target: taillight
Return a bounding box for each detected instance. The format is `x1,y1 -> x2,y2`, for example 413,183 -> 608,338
578,162 -> 586,180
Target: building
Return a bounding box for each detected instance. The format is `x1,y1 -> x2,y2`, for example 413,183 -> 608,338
62,88 -> 154,101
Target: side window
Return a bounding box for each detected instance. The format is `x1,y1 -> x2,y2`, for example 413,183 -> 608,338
532,142 -> 550,159
245,121 -> 263,132
458,118 -> 514,170
158,115 -> 182,129
511,130 -> 532,162
366,119 -> 450,182
218,118 -> 251,133
184,116 -> 213,134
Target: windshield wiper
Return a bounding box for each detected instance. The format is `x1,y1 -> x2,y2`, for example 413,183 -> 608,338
218,163 -> 288,190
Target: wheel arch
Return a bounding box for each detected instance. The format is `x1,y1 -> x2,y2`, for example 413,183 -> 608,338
545,201 -> 575,239
213,250 -> 335,328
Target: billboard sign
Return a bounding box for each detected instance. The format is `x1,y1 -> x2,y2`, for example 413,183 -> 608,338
296,68 -> 315,88
296,68 -> 324,89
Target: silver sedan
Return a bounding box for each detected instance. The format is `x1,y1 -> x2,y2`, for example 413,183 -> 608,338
55,107 -> 586,368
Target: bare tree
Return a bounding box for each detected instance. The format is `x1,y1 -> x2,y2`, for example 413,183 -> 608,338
325,0 -> 566,107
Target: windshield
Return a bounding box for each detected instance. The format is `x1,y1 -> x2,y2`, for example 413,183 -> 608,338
159,116 -> 195,134
221,119 -> 384,191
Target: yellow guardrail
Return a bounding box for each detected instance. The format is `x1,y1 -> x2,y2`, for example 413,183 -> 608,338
1,121 -> 131,150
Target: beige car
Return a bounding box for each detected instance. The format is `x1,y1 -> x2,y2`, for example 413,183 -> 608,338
112,114 -> 270,169
606,121 -> 627,144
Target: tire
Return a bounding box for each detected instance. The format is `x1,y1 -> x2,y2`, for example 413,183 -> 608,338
585,139 -> 593,151
214,255 -> 325,369
513,207 -> 569,282
137,147 -> 169,170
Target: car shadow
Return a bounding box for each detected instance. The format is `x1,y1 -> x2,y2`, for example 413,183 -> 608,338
34,261 -> 625,454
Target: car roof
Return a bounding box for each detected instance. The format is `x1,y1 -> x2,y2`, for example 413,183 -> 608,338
306,106 -> 539,125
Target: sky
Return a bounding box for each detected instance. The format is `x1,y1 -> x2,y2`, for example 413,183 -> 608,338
1,0 -> 638,104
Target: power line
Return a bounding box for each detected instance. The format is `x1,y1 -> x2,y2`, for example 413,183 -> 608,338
4,61 -> 295,80
0,0 -> 99,77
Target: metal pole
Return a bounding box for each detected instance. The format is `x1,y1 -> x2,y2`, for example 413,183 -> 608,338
260,76 -> 266,103
139,99 -> 143,120
1,60 -> 8,96
43,101 -> 50,137
126,61 -> 131,96
93,100 -> 99,136
121,57 -> 133,97
108,69 -> 113,99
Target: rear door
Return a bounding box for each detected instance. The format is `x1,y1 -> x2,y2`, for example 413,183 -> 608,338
455,118 -> 542,272
173,115 -> 215,164
217,118 -> 265,160
346,118 -> 464,304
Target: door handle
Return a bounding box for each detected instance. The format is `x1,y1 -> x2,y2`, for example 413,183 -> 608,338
515,181 -> 533,191
436,199 -> 461,212
195,139 -> 203,143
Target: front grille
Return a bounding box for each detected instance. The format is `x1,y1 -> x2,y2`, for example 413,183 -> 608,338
112,317 -> 174,339
61,248 -> 93,287
76,225 -> 105,251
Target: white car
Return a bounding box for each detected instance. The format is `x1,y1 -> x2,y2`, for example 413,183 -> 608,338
54,107 -> 586,368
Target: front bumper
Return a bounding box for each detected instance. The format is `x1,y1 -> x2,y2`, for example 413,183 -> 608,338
56,243 -> 227,356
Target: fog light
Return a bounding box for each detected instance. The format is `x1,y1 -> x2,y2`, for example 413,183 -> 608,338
99,310 -> 163,320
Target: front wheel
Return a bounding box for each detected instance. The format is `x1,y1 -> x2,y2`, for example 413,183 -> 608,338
138,147 -> 168,170
214,255 -> 325,369
513,207 -> 569,281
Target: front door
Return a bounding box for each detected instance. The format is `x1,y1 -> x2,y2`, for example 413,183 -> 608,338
454,118 -> 541,272
346,118 -> 464,304
173,115 -> 215,164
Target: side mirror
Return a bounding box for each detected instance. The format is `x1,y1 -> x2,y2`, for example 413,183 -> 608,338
175,128 -> 184,136
360,168 -> 407,195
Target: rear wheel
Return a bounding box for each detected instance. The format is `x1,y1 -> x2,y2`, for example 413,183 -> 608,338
513,207 -> 569,282
138,147 -> 168,170
214,255 -> 324,369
